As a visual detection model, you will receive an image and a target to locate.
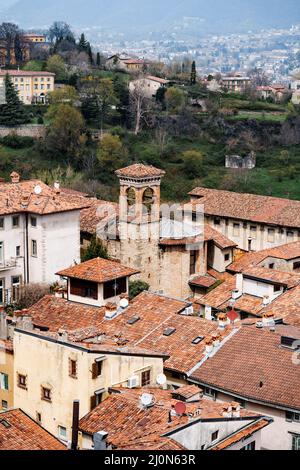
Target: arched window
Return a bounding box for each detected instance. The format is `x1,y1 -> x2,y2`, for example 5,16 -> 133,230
143,187 -> 154,214
126,187 -> 136,212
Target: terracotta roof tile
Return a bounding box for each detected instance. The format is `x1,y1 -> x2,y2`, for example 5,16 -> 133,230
56,257 -> 139,283
189,186 -> 300,228
115,164 -> 166,179
211,419 -> 270,450
24,291 -> 232,375
80,198 -> 119,235
0,179 -> 89,216
191,326 -> 300,410
0,70 -> 55,77
0,409 -> 66,450
79,386 -> 262,450
228,241 -> 300,273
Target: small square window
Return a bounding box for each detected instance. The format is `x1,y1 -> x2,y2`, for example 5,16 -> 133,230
17,374 -> 27,389
224,253 -> 230,262
58,425 -> 67,441
211,430 -> 219,442
69,359 -> 77,378
269,263 -> 274,269
0,218 -> 4,229
214,218 -> 221,225
12,216 -> 19,228
1,400 -> 8,410
31,216 -> 37,227
41,387 -> 52,402
36,412 -> 42,423
141,370 -> 151,387
16,246 -> 21,257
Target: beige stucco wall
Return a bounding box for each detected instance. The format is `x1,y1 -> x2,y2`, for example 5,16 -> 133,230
0,346 -> 14,410
211,390 -> 300,450
205,216 -> 300,252
13,331 -> 163,442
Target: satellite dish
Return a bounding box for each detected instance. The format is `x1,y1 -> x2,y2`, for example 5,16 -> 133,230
34,185 -> 42,195
156,373 -> 167,386
174,402 -> 187,416
140,393 -> 154,408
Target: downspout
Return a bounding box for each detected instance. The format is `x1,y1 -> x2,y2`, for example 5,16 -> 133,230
25,213 -> 29,284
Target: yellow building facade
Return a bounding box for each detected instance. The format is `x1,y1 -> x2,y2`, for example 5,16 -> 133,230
13,329 -> 164,443
0,70 -> 55,105
0,339 -> 14,411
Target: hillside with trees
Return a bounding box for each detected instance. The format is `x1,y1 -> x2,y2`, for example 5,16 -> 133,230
1,21 -> 300,202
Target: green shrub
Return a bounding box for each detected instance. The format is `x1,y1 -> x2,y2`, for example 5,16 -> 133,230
0,135 -> 34,149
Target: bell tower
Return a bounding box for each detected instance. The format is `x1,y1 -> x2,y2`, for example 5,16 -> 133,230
115,164 -> 165,290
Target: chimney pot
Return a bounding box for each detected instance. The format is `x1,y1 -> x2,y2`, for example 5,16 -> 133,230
105,302 -> 118,320
93,431 -> 109,451
10,172 -> 20,183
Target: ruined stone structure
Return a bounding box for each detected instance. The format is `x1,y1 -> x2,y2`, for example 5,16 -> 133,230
225,152 -> 256,170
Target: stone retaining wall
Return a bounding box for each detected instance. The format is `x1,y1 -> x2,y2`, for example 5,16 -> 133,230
0,125 -> 45,139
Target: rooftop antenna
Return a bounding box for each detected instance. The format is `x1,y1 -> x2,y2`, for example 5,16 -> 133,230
140,393 -> 154,408
156,373 -> 167,387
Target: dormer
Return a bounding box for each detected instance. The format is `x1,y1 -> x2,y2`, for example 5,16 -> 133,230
56,258 -> 140,307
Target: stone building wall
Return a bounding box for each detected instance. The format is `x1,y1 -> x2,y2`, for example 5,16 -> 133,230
0,125 -> 45,139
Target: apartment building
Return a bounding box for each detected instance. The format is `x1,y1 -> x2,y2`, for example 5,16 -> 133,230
221,76 -> 251,93
189,325 -> 300,450
0,172 -> 88,305
0,70 -> 55,105
78,385 -> 271,451
189,186 -> 300,252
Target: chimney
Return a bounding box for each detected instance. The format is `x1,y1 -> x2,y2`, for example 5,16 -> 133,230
71,400 -> 80,451
105,302 -> 117,320
119,293 -> 129,310
54,181 -> 60,194
262,312 -> 275,327
218,313 -> 229,330
57,329 -> 68,342
222,404 -> 232,418
235,273 -> 243,296
231,402 -> 241,418
93,431 -> 109,450
262,295 -> 270,307
10,172 -> 20,183
21,192 -> 30,207
212,332 -> 221,348
205,337 -> 214,354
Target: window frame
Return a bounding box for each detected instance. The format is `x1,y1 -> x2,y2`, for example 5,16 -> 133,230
12,215 -> 20,228
141,369 -> 151,387
31,239 -> 38,257
41,386 -> 52,402
17,373 -> 27,390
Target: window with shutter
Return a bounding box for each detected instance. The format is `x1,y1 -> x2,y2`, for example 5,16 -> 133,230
70,278 -> 98,300
92,362 -> 98,379
90,395 -> 97,410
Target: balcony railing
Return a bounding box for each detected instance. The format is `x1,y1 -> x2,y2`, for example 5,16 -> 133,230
0,258 -> 18,271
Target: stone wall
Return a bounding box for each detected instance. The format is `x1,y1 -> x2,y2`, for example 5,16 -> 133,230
0,125 -> 45,139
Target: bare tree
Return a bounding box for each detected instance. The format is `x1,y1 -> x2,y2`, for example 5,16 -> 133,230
0,22 -> 19,66
130,79 -> 156,135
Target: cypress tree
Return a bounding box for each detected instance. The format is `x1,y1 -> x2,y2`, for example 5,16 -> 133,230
78,33 -> 88,52
0,74 -> 28,127
81,236 -> 108,262
87,43 -> 94,65
191,61 -> 197,85
96,52 -> 101,67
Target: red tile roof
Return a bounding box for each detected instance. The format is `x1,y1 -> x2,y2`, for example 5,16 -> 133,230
211,419 -> 270,450
79,386 -> 263,450
191,326 -> 300,411
24,291 -> 232,375
80,198 -> 119,235
0,179 -> 89,216
189,186 -> 300,228
115,164 -> 166,179
242,266 -> 300,288
0,409 -> 66,450
56,257 -> 139,283
0,70 -> 55,77
189,274 -> 218,289
228,241 -> 300,273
